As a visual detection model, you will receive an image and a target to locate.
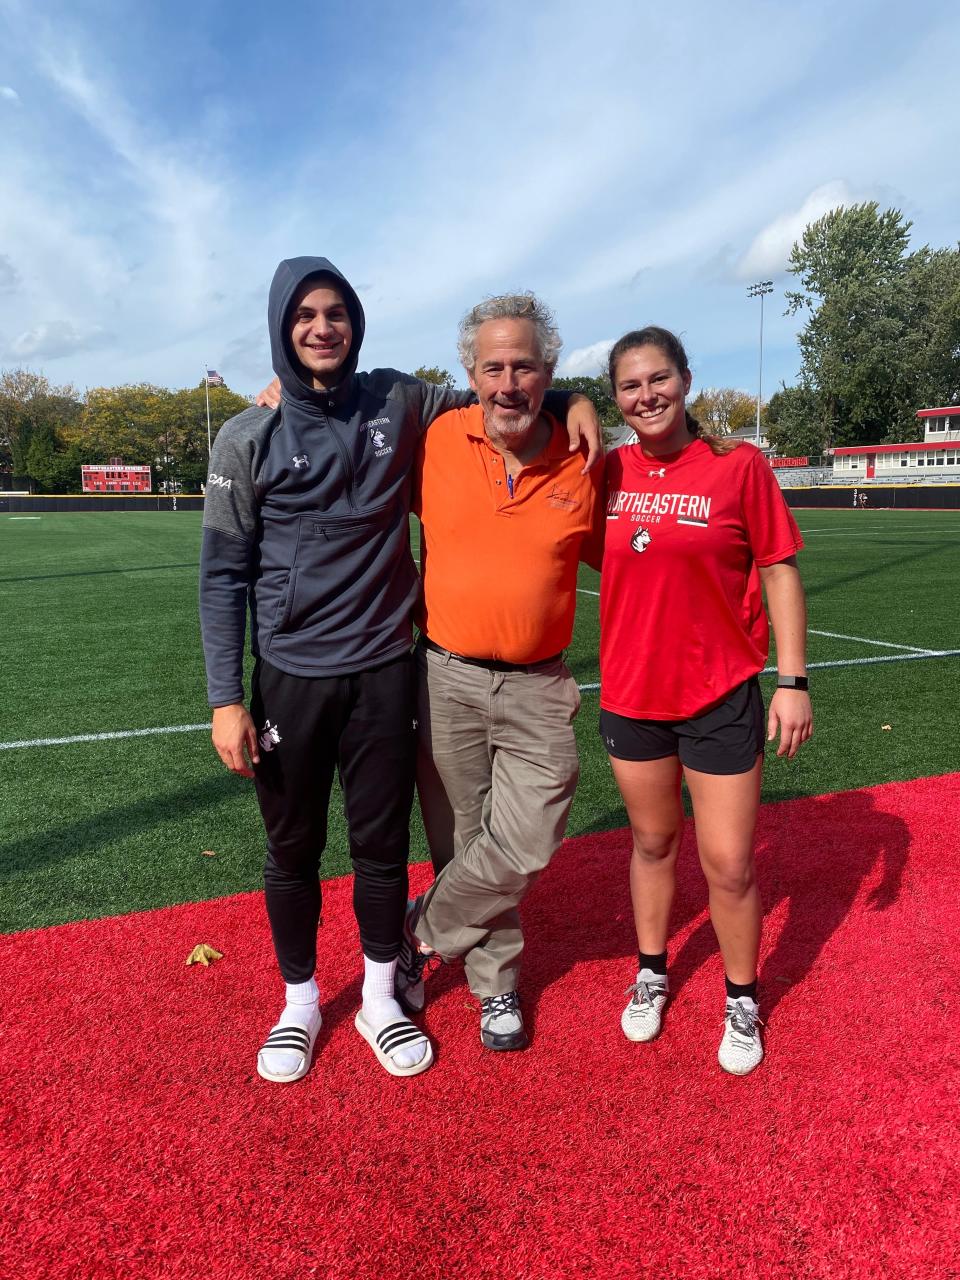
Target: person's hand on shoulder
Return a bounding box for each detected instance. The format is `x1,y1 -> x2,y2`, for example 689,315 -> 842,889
565,393 -> 602,473
212,704 -> 260,778
256,377 -> 282,409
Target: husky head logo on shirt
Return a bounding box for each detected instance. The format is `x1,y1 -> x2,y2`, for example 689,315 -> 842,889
292,453 -> 309,470
631,526 -> 652,554
369,427 -> 386,449
258,720 -> 282,752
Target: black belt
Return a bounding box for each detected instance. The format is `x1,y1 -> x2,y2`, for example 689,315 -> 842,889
419,635 -> 562,674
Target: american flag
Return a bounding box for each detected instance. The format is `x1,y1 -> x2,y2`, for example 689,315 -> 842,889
206,369 -> 225,387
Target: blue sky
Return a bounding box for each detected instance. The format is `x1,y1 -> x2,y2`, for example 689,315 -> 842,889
1,0 -> 958,401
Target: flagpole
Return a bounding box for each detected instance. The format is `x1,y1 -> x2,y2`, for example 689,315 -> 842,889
204,370 -> 212,458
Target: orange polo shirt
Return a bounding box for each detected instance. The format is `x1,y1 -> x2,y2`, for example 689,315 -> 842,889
412,404 -> 603,662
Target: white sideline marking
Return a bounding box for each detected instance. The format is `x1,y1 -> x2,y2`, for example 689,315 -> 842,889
577,588 -> 600,596
798,527 -> 960,537
0,723 -> 209,751
4,646 -> 960,748
808,628 -> 935,654
8,516 -> 42,520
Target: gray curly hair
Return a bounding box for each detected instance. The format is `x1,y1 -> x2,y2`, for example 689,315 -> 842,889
457,292 -> 562,372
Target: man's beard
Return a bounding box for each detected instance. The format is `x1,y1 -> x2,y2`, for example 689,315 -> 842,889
483,402 -> 538,440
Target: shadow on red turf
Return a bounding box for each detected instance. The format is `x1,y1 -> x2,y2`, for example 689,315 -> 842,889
445,782 -> 913,1027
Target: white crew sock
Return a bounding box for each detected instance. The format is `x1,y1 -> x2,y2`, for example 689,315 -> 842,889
361,957 -> 427,1070
259,977 -> 321,1077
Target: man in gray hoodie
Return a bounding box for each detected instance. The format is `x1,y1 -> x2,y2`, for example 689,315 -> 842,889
201,257 -> 598,1083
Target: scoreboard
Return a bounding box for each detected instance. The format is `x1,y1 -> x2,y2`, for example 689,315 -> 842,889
81,461 -> 152,493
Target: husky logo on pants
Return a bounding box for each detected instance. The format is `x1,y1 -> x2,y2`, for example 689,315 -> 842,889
259,720 -> 282,752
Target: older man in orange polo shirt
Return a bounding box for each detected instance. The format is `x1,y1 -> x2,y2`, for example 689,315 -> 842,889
398,294 -> 603,1051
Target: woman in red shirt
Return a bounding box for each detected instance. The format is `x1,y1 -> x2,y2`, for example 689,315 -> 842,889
600,327 -> 813,1075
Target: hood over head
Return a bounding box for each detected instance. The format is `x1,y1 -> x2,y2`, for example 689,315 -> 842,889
268,256 -> 366,408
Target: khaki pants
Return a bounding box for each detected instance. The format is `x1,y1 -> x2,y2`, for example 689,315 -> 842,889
415,644 -> 580,998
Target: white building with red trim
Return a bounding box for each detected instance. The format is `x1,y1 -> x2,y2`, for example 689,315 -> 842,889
832,407 -> 960,480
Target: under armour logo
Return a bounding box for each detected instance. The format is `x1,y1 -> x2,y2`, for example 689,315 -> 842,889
648,467 -> 666,478
292,454 -> 309,470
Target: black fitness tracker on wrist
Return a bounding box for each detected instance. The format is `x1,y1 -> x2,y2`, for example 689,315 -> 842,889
777,675 -> 809,690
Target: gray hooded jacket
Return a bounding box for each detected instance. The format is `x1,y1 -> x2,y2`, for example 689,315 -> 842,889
199,256 -> 475,705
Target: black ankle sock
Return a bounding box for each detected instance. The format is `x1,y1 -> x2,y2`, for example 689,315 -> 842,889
725,976 -> 758,1002
638,950 -> 668,975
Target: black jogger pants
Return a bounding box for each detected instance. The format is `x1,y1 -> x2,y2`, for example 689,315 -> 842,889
250,652 -> 417,981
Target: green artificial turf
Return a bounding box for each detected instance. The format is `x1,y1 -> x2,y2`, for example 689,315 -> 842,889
1,508 -> 958,932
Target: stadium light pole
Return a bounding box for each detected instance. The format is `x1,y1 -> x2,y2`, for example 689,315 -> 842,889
747,281 -> 774,448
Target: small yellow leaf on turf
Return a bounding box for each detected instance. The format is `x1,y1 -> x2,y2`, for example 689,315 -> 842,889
185,943 -> 223,967
201,849 -> 217,857
881,724 -> 892,731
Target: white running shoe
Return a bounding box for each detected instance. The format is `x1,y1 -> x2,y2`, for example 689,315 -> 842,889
480,991 -> 529,1051
718,997 -> 764,1076
621,969 -> 669,1042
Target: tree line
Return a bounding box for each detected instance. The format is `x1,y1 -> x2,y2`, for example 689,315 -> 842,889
0,372 -> 250,493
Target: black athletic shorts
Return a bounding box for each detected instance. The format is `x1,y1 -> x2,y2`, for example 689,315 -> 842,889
599,677 -> 765,776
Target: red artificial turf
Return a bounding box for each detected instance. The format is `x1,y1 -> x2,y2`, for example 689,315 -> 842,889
2,775 -> 958,1279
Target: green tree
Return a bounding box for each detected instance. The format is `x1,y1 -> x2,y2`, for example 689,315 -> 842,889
23,421 -> 86,493
0,369 -> 82,480
413,366 -> 457,388
786,202 -> 960,446
764,385 -> 829,458
552,374 -> 623,445
73,384 -> 171,456
168,383 -> 250,491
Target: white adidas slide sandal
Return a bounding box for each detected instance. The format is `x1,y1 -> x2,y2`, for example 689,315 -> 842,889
354,1009 -> 434,1077
256,1015 -> 322,1083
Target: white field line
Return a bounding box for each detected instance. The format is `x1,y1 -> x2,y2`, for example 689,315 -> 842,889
8,516 -> 42,521
0,723 -> 209,751
796,522 -> 946,532
4,647 -> 960,749
797,527 -> 960,537
808,628 -> 936,654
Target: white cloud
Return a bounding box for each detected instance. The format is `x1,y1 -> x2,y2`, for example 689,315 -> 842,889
10,321 -> 111,360
0,86 -> 21,104
736,181 -> 859,280
558,340 -> 615,378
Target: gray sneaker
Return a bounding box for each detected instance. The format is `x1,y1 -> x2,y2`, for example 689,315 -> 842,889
480,991 -> 529,1051
621,969 -> 669,1042
718,997 -> 764,1075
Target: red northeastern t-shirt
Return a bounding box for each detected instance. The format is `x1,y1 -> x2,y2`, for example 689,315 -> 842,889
600,438 -> 804,720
